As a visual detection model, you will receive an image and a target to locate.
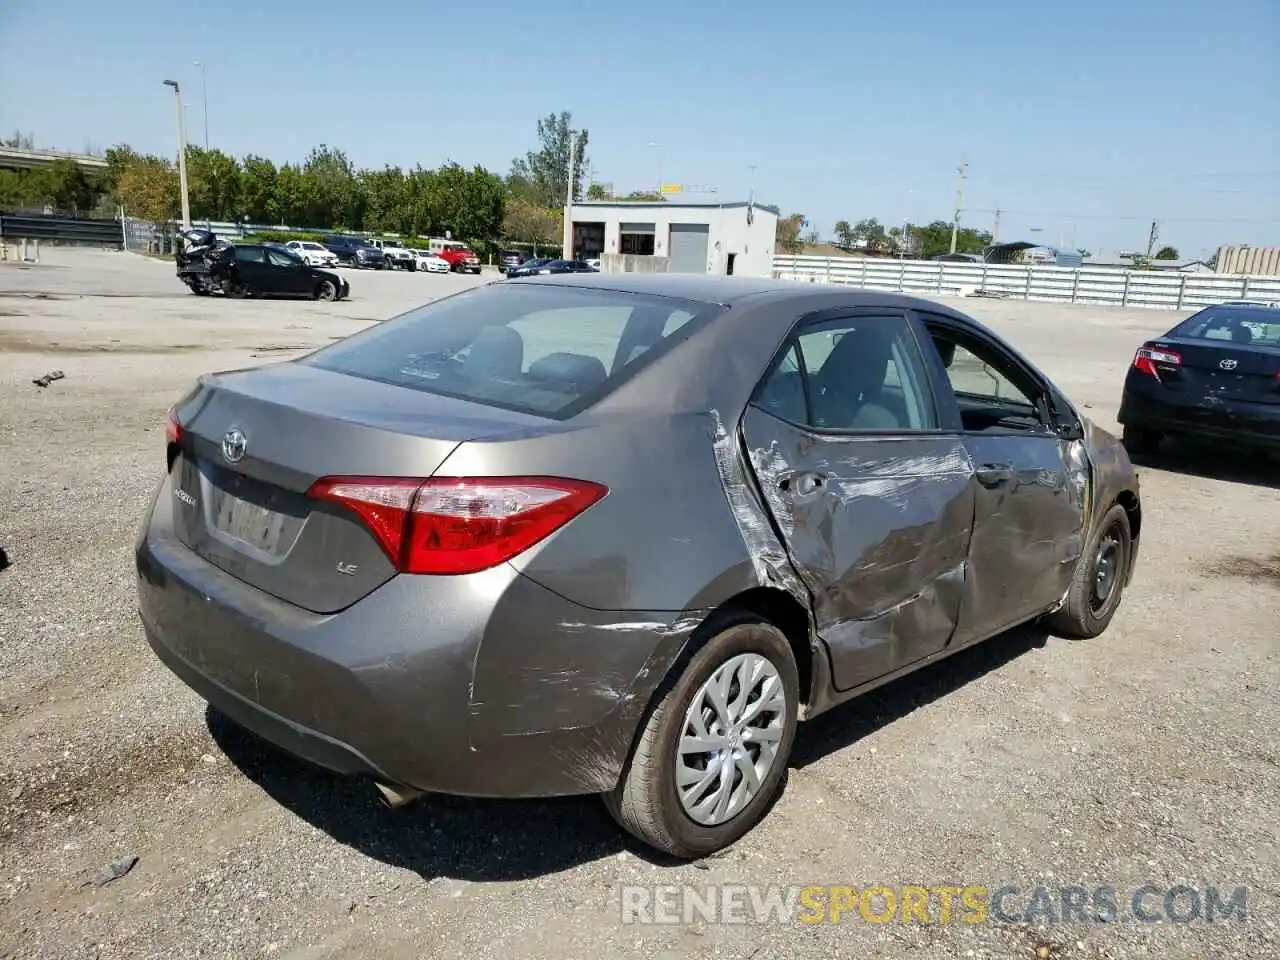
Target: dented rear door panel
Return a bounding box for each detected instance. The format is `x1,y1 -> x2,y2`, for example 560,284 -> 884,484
952,430 -> 1087,645
741,406 -> 977,690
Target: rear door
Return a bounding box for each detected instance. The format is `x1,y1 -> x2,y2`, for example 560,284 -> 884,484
231,245 -> 272,290
914,311 -> 1088,644
741,308 -> 976,691
265,246 -> 312,295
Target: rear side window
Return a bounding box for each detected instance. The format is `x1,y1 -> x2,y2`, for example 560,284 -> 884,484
304,284 -> 719,418
753,315 -> 937,432
1171,307 -> 1280,347
234,245 -> 266,263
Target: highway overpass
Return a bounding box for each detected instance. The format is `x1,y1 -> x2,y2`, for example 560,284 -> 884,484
0,146 -> 108,173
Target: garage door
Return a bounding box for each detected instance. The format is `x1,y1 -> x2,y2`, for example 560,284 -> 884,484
668,223 -> 709,274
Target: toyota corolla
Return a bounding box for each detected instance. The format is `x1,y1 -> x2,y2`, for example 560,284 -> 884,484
136,275 -> 1142,858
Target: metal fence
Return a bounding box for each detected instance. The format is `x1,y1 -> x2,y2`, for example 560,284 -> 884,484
771,255 -> 1280,310
0,213 -> 124,247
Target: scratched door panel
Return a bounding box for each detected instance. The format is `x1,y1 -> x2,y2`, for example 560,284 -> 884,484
741,405 -> 976,690
953,432 -> 1085,645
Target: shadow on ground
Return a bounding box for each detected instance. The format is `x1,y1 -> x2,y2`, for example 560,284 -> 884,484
207,704 -> 628,882
792,621 -> 1050,767
1128,439 -> 1280,491
209,621 -> 1052,880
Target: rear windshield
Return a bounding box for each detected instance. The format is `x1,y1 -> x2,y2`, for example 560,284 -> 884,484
1172,307 -> 1280,347
303,284 -> 715,418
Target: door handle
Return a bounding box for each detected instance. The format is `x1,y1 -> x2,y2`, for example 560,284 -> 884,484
975,462 -> 1015,488
778,471 -> 826,496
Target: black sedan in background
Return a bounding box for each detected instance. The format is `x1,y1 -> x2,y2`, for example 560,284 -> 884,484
178,242 -> 349,300
1118,302 -> 1280,456
505,258 -> 598,278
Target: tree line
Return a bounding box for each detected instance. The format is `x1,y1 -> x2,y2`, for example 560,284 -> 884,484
0,114 -> 607,254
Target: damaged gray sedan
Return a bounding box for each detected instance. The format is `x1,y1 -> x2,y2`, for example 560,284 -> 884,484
136,274 -> 1142,858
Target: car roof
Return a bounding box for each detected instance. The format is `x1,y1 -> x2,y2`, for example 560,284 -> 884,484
509,271 -> 960,311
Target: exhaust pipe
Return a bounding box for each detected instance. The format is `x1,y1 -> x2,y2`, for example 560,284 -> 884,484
375,782 -> 425,809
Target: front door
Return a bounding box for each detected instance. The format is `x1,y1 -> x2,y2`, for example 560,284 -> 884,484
741,309 -> 977,691
916,315 -> 1088,644
265,246 -> 311,295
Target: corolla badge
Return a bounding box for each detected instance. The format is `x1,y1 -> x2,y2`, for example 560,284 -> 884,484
221,427 -> 247,464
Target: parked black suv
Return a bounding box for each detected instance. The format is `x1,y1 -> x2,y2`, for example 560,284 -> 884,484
498,250 -> 527,274
322,234 -> 386,269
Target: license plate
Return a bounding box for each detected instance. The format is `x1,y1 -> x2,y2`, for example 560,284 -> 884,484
214,494 -> 288,553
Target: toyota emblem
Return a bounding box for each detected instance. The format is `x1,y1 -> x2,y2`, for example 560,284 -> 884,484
1219,358 -> 1238,371
221,427 -> 247,463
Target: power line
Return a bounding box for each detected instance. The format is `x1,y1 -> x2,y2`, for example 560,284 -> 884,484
962,209 -> 1279,224
968,168 -> 1280,183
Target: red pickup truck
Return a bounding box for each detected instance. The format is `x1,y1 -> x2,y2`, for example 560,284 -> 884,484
430,240 -> 482,274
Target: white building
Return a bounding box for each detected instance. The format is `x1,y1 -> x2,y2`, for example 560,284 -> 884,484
566,199 -> 780,278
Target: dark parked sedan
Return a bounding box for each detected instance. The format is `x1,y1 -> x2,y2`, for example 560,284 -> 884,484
137,276 -> 1142,858
1118,302 -> 1280,455
503,257 -> 555,278
177,242 -> 349,300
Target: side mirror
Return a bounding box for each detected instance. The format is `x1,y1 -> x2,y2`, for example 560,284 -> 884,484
1055,419 -> 1084,442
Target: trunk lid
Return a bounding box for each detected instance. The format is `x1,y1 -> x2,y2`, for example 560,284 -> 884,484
169,363 -> 552,613
1154,337 -> 1280,404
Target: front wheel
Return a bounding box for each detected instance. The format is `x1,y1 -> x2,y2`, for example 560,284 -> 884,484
314,279 -> 337,301
603,614 -> 799,859
1045,502 -> 1132,640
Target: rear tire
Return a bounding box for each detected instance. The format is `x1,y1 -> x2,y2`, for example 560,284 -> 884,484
603,613 -> 799,859
1122,425 -> 1162,456
223,280 -> 248,299
1045,503 -> 1132,640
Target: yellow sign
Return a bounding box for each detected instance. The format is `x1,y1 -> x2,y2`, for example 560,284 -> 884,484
659,183 -> 682,194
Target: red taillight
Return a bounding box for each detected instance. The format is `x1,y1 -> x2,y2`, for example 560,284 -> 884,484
1133,344 -> 1181,379
165,406 -> 183,446
307,476 -> 608,575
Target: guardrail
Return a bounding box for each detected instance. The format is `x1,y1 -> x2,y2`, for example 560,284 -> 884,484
771,255 -> 1280,310
0,214 -> 124,247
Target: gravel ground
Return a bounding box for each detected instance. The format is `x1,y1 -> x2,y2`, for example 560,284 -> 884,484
0,249 -> 1277,960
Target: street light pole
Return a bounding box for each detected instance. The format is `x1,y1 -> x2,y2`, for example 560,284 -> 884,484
163,79 -> 191,229
563,131 -> 578,261
949,162 -> 968,255
194,61 -> 209,149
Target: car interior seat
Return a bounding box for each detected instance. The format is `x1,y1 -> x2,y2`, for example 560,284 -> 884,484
527,352 -> 609,392
463,325 -> 524,380
810,326 -> 900,429
1229,324 -> 1254,344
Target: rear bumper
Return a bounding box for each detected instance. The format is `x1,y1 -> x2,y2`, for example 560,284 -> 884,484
1119,386 -> 1280,450
135,472 -> 698,798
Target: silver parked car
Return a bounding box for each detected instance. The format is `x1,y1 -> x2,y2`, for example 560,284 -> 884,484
137,275 -> 1142,858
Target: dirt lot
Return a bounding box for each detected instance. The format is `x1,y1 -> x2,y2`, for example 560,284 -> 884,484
1,249 -> 1277,960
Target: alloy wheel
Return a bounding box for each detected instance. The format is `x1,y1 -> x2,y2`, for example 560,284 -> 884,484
675,653 -> 787,826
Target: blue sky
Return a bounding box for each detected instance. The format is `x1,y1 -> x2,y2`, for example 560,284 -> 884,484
2,0 -> 1276,259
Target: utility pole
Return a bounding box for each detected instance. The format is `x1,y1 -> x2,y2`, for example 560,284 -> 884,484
992,207 -> 1001,245
563,131 -> 578,260
163,79 -> 191,230
1145,219 -> 1159,258
194,61 -> 209,150
949,162 -> 968,254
